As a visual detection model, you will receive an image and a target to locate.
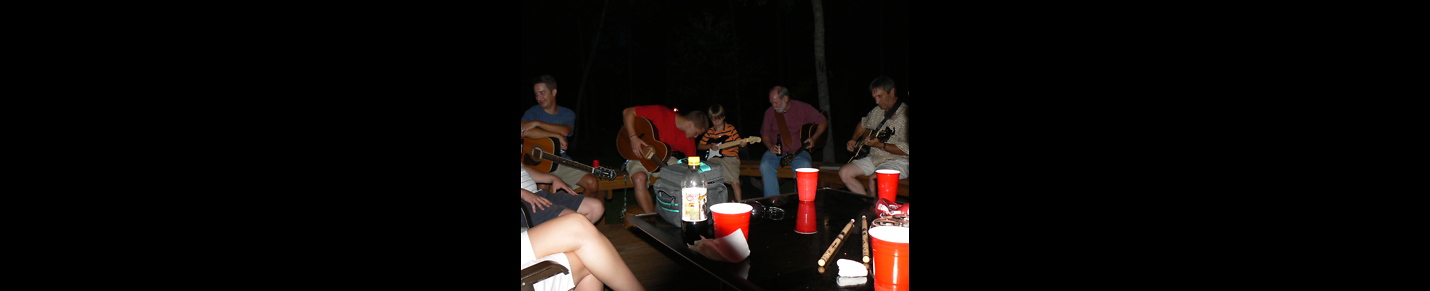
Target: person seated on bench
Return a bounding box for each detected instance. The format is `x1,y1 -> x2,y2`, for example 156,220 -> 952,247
523,213 -> 646,291
522,164 -> 605,225
698,104 -> 749,201
839,76 -> 909,196
759,85 -> 828,197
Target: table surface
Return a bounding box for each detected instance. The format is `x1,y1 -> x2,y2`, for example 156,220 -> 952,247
626,189 -> 883,291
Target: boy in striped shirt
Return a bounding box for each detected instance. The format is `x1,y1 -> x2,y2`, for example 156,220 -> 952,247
697,104 -> 748,200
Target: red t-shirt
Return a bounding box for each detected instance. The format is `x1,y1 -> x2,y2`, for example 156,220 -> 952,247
634,105 -> 697,158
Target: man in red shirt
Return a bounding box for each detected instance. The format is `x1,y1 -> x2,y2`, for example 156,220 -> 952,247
620,105 -> 709,214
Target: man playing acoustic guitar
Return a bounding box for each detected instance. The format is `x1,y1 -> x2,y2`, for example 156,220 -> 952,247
619,105 -> 708,214
839,76 -> 908,196
521,75 -> 601,197
758,85 -> 828,197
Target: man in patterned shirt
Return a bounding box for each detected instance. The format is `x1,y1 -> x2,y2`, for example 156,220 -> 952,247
839,76 -> 909,196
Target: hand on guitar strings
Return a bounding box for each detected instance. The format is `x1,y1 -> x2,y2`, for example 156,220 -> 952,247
628,137 -> 649,158
846,137 -> 879,152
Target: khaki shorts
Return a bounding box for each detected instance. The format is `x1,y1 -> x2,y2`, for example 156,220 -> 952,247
624,156 -> 681,182
550,165 -> 589,187
707,156 -> 741,183
851,158 -> 910,179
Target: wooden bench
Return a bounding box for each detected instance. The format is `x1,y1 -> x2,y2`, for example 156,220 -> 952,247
737,159 -> 908,198
584,175 -> 657,200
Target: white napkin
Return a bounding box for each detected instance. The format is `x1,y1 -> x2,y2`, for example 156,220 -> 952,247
836,259 -> 868,286
688,229 -> 751,262
836,259 -> 867,277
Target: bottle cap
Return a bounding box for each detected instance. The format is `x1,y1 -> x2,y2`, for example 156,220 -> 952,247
687,156 -> 700,166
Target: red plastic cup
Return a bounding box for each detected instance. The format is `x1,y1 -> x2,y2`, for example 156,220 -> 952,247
795,201 -> 817,234
875,169 -> 901,202
870,226 -> 910,291
710,203 -> 753,241
796,168 -> 819,201
592,159 -> 600,167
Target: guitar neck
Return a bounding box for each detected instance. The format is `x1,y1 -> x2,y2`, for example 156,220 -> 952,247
714,137 -> 761,150
537,151 -> 594,172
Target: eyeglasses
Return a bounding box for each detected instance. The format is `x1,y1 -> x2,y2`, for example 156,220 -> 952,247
743,201 -> 785,221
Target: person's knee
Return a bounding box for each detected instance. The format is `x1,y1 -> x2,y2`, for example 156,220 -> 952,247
584,198 -> 605,213
580,175 -> 598,188
553,213 -> 598,233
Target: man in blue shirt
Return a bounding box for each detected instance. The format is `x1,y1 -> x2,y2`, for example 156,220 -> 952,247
521,75 -> 600,196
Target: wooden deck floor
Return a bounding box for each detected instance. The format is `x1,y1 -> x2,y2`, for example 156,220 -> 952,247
597,222 -> 722,291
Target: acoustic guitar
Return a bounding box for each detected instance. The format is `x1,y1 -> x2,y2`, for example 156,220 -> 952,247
702,136 -> 762,159
616,117 -> 672,172
521,137 -> 622,180
779,123 -> 824,167
847,127 -> 895,163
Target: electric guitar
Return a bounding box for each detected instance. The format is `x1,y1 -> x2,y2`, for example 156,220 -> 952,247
779,123 -> 824,167
616,117 -> 673,172
521,137 -> 622,180
848,127 -> 895,163
702,136 -> 761,159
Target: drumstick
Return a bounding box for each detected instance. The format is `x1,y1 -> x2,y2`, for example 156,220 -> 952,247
818,219 -> 856,267
861,215 -> 870,264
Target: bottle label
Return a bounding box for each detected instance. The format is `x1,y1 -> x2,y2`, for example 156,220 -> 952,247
681,187 -> 707,221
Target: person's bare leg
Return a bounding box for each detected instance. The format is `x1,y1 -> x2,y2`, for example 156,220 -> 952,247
866,175 -> 878,196
563,251 -> 605,291
632,171 -> 654,213
574,274 -> 603,291
839,164 -> 868,195
578,196 -> 604,223
731,181 -> 742,201
578,175 -> 600,198
528,214 -> 645,291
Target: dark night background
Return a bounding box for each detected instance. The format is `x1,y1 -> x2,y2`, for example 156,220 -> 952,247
122,1 -> 1338,285
519,0 -> 909,166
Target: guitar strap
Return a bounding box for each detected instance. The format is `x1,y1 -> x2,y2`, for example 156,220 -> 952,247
774,110 -> 794,149
870,99 -> 904,136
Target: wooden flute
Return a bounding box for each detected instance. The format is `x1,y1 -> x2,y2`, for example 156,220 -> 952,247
862,215 -> 870,264
818,219 -> 856,267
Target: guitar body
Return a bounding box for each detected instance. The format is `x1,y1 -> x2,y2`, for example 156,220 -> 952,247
521,137 -> 560,173
703,136 -> 762,159
779,123 -> 823,167
847,127 -> 895,163
616,117 -> 670,172
522,137 -> 622,180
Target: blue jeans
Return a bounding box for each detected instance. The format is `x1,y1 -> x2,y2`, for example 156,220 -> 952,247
759,150 -> 812,197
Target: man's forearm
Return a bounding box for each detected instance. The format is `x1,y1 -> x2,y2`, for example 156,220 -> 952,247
536,121 -> 572,137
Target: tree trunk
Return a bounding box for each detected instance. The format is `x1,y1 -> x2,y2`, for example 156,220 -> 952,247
812,0 -> 834,163
575,0 -> 609,142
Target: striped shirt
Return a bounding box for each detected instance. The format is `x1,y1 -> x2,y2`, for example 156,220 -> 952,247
699,125 -> 742,158
520,165 -> 538,192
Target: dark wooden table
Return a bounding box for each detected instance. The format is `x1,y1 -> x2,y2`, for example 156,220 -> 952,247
626,189 -> 881,291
